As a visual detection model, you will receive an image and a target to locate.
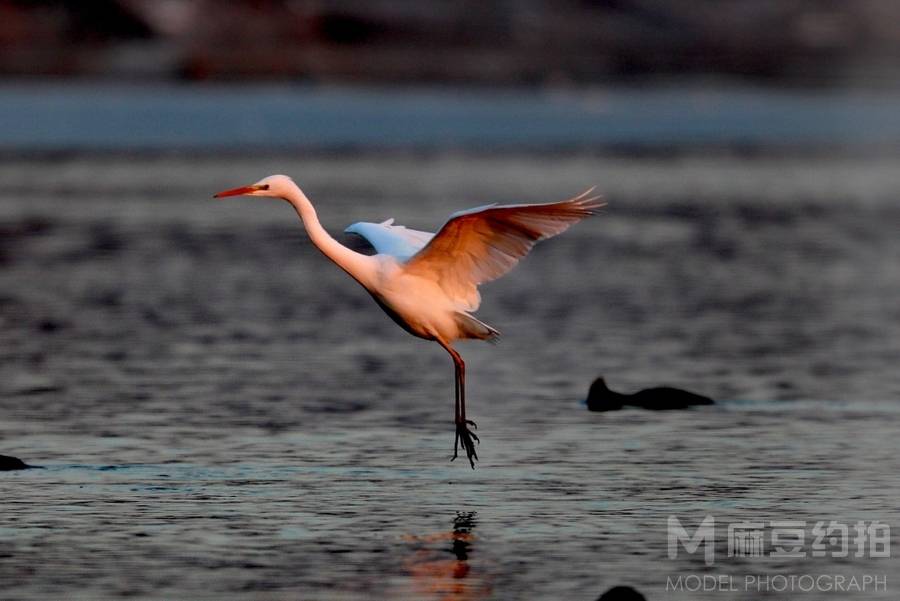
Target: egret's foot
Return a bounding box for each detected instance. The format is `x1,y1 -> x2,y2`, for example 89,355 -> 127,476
451,420 -> 479,468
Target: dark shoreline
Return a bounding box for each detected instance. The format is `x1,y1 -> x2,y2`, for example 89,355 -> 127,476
3,143 -> 900,162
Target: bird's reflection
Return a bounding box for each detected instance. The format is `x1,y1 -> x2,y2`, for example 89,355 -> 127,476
402,511 -> 491,601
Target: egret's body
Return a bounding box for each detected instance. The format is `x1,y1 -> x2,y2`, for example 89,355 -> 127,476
214,175 -> 602,467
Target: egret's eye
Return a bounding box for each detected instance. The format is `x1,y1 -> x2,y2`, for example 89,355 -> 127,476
259,184 -> 270,190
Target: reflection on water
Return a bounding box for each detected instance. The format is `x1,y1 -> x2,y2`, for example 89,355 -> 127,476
402,512 -> 491,601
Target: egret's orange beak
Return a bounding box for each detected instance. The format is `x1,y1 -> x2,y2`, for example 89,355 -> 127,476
213,184 -> 267,198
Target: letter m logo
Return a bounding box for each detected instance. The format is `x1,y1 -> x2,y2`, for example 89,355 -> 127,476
668,515 -> 715,565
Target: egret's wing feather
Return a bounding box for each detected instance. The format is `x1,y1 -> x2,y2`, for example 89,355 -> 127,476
344,220 -> 435,260
403,189 -> 603,310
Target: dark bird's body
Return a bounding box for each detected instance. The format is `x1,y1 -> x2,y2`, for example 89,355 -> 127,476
0,454 -> 31,471
587,377 -> 714,412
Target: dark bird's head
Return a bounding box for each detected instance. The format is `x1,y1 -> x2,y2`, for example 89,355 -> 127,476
589,377 -> 609,394
597,585 -> 647,601
586,376 -> 623,412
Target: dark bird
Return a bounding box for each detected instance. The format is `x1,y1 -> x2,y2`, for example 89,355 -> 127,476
596,585 -> 647,601
0,454 -> 32,471
587,377 -> 714,412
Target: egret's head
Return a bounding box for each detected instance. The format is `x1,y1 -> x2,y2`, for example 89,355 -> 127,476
213,174 -> 296,200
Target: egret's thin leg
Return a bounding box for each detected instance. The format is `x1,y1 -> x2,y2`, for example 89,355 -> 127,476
454,357 -> 461,422
459,356 -> 468,422
436,337 -> 478,468
453,357 -> 461,459
454,350 -> 476,430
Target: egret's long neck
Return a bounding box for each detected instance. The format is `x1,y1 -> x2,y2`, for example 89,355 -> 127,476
283,185 -> 373,285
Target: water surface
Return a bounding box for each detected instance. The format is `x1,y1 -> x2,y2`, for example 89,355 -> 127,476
1,153 -> 899,599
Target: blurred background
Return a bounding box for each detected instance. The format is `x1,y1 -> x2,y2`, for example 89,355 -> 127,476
1,0 -> 900,151
1,2 -> 899,601
2,0 -> 900,86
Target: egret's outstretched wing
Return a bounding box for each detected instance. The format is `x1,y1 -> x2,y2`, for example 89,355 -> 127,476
344,218 -> 435,261
404,189 -> 603,310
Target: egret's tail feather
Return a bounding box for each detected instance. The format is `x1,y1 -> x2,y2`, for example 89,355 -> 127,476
455,312 -> 501,343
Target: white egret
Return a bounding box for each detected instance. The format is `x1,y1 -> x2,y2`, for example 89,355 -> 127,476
214,175 -> 603,467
